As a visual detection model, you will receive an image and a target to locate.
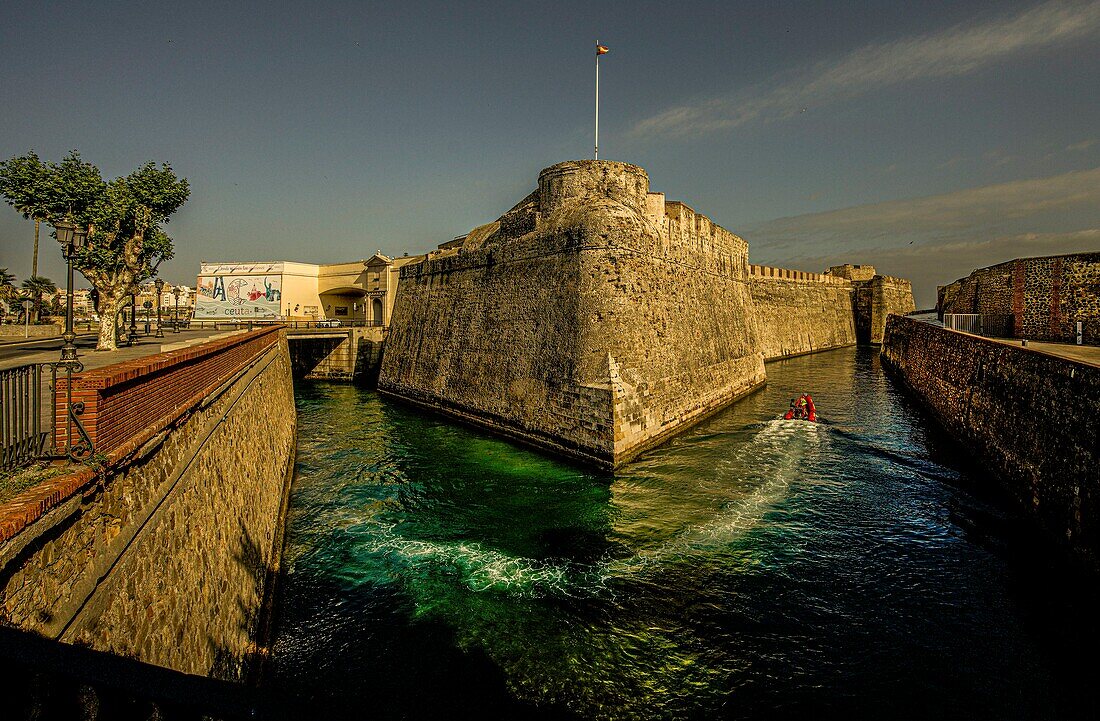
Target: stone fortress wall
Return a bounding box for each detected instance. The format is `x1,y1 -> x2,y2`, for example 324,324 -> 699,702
745,262 -> 914,360
747,265 -> 857,360
380,161 -> 765,468
938,252 -> 1100,345
380,160 -> 915,468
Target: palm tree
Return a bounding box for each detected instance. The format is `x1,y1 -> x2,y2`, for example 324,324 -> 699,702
0,267 -> 15,321
32,216 -> 42,278
21,275 -> 57,323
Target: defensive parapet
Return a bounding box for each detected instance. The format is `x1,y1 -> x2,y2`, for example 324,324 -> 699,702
380,159 -> 915,468
750,264 -> 850,285
380,160 -> 765,468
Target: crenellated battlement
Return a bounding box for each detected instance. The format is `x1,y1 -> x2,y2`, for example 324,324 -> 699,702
749,264 -> 850,285
382,159 -> 914,468
651,200 -> 748,277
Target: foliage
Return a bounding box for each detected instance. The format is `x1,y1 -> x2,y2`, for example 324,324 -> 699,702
0,150 -> 190,349
0,267 -> 16,308
20,275 -> 57,321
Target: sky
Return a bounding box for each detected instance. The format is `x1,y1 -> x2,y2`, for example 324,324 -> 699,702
0,0 -> 1097,307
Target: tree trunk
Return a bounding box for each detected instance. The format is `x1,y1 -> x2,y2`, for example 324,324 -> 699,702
32,219 -> 39,278
96,291 -> 128,351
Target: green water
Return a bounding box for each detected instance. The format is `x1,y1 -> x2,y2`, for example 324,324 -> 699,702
270,347 -> 1099,719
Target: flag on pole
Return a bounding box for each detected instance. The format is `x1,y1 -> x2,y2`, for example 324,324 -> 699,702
595,42 -> 608,159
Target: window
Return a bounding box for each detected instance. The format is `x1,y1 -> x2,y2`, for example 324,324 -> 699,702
334,306 -> 349,317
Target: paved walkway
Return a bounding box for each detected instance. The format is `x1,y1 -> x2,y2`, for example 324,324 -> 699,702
987,336 -> 1100,368
0,328 -> 248,372
1,328 -> 252,439
918,316 -> 1099,368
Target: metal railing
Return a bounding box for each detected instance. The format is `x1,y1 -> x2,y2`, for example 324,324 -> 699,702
1,364 -> 46,471
183,319 -> 387,330
944,313 -> 1015,338
0,361 -> 93,472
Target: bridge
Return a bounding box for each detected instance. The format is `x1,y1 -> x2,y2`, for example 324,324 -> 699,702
284,325 -> 385,382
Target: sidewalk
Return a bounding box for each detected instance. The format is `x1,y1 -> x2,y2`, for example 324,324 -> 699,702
0,328 -> 248,373
987,337 -> 1100,368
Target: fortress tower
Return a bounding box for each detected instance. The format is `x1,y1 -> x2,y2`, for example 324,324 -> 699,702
379,160 -> 914,468
378,160 -> 766,468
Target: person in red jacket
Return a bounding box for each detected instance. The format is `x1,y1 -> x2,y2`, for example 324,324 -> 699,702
804,394 -> 817,422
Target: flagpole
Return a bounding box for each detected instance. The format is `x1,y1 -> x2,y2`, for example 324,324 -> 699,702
595,40 -> 600,160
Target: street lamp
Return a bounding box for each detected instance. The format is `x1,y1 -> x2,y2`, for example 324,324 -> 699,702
53,217 -> 86,366
172,287 -> 181,333
129,293 -> 138,344
154,278 -> 165,338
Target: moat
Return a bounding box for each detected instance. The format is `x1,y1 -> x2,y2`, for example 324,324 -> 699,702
270,346 -> 1099,720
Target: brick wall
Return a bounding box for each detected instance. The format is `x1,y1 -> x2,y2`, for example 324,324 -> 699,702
55,327 -> 283,457
881,316 -> 1100,561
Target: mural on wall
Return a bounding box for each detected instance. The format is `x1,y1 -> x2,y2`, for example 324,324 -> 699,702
195,275 -> 282,318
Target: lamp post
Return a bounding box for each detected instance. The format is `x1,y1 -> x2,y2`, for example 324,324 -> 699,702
172,287 -> 180,333
154,278 -> 165,338
129,293 -> 138,344
52,217 -> 86,366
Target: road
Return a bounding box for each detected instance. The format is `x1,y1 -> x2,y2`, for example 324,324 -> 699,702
0,334 -> 99,363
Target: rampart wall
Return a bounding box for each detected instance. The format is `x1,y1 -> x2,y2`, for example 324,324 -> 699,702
881,316 -> 1099,561
938,252 -> 1100,345
380,160 -> 765,468
747,265 -> 857,360
0,328 -> 296,681
381,160 -> 914,468
869,275 -> 916,344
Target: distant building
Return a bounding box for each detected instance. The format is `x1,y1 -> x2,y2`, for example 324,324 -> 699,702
195,254 -> 423,323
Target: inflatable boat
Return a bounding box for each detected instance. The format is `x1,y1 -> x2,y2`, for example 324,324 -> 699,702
783,395 -> 817,422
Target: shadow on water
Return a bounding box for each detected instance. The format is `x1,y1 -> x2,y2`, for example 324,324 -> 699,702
268,346 -> 1100,720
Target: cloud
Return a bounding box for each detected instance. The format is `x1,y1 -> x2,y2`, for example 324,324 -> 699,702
1066,138 -> 1097,151
740,167 -> 1100,307
632,1 -> 1100,138
742,166 -> 1100,251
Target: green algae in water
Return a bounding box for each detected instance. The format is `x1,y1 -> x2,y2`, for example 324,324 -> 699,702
272,348 -> 1100,720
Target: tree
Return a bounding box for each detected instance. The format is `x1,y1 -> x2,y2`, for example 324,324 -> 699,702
21,275 -> 57,323
0,268 -> 16,319
0,153 -> 52,278
0,151 -> 190,350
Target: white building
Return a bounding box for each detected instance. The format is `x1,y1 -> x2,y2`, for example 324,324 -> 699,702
195,254 -> 422,324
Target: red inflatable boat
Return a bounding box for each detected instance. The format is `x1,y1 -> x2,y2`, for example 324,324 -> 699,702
783,394 -> 817,422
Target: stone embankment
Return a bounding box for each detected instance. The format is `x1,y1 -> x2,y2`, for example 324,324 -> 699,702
881,316 -> 1099,561
287,326 -> 384,382
0,327 -> 296,681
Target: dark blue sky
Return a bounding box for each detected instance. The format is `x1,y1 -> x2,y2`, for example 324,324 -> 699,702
2,0 -> 1098,305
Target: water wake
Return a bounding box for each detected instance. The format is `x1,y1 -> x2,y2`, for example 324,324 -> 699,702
346,419 -> 823,599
